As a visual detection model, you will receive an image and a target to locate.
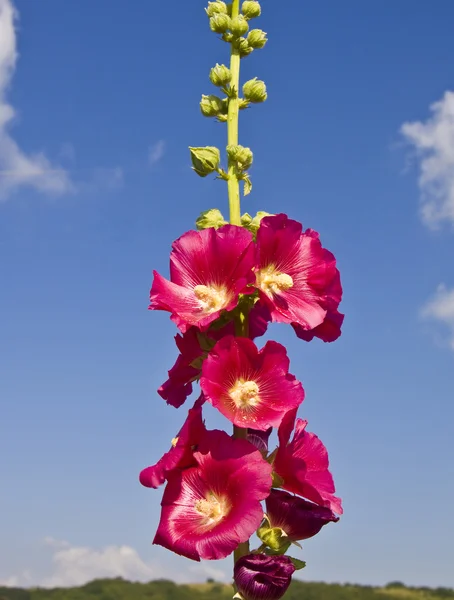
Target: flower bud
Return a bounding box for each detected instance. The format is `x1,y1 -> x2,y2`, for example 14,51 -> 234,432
200,94 -> 224,118
230,14 -> 249,37
266,489 -> 339,542
238,37 -> 254,58
247,29 -> 267,49
189,146 -> 220,177
242,210 -> 273,236
227,144 -> 253,169
196,208 -> 228,230
206,1 -> 228,17
242,0 -> 261,19
234,554 -> 296,600
209,63 -> 232,87
247,427 -> 272,454
209,13 -> 231,33
243,78 -> 267,103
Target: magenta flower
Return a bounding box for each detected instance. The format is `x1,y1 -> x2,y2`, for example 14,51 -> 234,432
150,225 -> 255,333
139,396 -> 205,489
274,417 -> 342,515
266,489 -> 339,541
158,328 -> 203,408
200,335 -> 304,430
292,308 -> 344,343
234,554 -> 296,600
254,214 -> 342,334
153,429 -> 272,561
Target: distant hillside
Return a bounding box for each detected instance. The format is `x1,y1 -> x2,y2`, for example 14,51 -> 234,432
0,579 -> 453,600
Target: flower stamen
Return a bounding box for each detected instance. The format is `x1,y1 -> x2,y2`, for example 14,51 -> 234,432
194,284 -> 229,313
229,380 -> 260,408
256,265 -> 293,296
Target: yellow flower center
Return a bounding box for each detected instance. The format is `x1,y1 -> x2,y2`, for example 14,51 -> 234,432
229,380 -> 260,408
194,494 -> 228,527
256,265 -> 293,295
194,284 -> 229,313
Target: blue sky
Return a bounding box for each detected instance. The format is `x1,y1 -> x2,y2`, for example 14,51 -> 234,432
1,0 -> 454,589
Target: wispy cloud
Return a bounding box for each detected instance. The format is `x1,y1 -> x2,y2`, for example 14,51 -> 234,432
421,284 -> 454,350
148,140 -> 166,166
0,0 -> 72,200
0,538 -> 228,588
401,91 -> 454,228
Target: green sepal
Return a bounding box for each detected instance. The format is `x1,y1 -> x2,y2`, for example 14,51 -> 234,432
243,174 -> 252,196
271,470 -> 284,488
257,524 -> 291,554
289,557 -> 307,571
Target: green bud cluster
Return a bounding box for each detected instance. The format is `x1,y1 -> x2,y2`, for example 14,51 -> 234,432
227,145 -> 253,170
196,208 -> 228,230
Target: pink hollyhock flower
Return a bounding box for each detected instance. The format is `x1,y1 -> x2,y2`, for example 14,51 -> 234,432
254,214 -> 342,335
200,335 -> 304,431
159,304 -> 270,409
153,429 -> 272,561
266,489 -> 339,541
234,554 -> 296,600
158,328 -> 202,408
292,308 -> 344,343
274,417 -> 343,514
150,225 -> 255,333
139,396 -> 205,489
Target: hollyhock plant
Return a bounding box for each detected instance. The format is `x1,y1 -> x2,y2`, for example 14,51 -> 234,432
254,214 -> 342,334
150,225 -> 255,333
200,335 -> 304,430
153,429 -> 272,561
141,1 -> 344,596
139,396 -> 205,489
234,554 -> 296,600
265,489 -> 339,542
274,417 -> 343,515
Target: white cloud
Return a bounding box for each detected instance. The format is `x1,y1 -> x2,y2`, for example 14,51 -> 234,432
0,539 -> 229,588
421,284 -> 454,350
148,140 -> 166,165
0,0 -> 72,200
401,91 -> 454,228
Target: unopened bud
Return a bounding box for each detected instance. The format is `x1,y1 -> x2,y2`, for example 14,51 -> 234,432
210,13 -> 231,33
237,37 -> 253,58
243,78 -> 267,103
230,14 -> 249,37
227,145 -> 253,170
189,146 -> 221,177
209,63 -> 232,87
206,1 -> 228,17
247,29 -> 267,49
242,211 -> 273,236
200,94 -> 224,118
242,0 -> 261,19
196,208 -> 228,230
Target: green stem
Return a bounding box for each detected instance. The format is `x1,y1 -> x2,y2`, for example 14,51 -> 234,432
227,0 -> 241,227
228,0 -> 250,565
